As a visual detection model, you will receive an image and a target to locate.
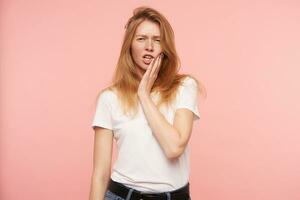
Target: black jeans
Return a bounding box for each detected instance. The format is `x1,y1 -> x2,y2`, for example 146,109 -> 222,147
105,178 -> 191,200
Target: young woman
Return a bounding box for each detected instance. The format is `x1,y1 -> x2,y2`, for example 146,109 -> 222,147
89,6 -> 206,200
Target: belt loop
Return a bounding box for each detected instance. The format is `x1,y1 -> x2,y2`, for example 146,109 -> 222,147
166,192 -> 171,200
125,188 -> 134,200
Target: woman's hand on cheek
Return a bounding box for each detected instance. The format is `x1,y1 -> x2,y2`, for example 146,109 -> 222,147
137,53 -> 164,98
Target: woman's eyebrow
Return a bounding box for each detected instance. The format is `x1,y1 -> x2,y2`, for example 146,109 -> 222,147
136,34 -> 161,38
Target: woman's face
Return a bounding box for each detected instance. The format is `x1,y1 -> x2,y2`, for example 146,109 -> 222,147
131,20 -> 162,77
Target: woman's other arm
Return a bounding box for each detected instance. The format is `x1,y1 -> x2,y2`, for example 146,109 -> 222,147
89,127 -> 113,200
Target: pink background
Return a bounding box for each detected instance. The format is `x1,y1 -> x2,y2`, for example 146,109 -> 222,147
1,0 -> 300,199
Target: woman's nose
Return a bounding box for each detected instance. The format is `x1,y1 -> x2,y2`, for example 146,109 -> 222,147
145,40 -> 153,51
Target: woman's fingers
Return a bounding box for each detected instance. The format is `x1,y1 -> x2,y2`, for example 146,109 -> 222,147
139,53 -> 163,95
149,54 -> 162,78
154,54 -> 163,75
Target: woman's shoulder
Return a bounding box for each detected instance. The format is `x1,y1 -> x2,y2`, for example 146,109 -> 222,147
97,86 -> 117,101
178,75 -> 207,99
179,75 -> 198,87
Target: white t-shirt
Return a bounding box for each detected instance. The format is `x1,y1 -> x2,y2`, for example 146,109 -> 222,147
91,76 -> 200,192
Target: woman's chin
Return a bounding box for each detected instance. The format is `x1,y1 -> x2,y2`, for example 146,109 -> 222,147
138,63 -> 149,70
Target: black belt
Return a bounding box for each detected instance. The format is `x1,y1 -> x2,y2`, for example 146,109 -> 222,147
107,178 -> 190,200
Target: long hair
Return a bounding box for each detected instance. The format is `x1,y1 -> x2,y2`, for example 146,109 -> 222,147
95,6 -> 207,118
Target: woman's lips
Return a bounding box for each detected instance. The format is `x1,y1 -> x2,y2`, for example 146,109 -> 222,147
143,57 -> 153,65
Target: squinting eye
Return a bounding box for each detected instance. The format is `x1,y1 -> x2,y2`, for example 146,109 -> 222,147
137,38 -> 144,41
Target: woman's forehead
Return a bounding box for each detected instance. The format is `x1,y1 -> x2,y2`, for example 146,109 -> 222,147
135,20 -> 161,36
135,34 -> 160,38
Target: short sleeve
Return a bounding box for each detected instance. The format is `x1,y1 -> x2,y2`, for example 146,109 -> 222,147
91,91 -> 113,130
175,77 -> 200,121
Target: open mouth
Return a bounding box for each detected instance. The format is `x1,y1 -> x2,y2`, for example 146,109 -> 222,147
143,55 -> 154,65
